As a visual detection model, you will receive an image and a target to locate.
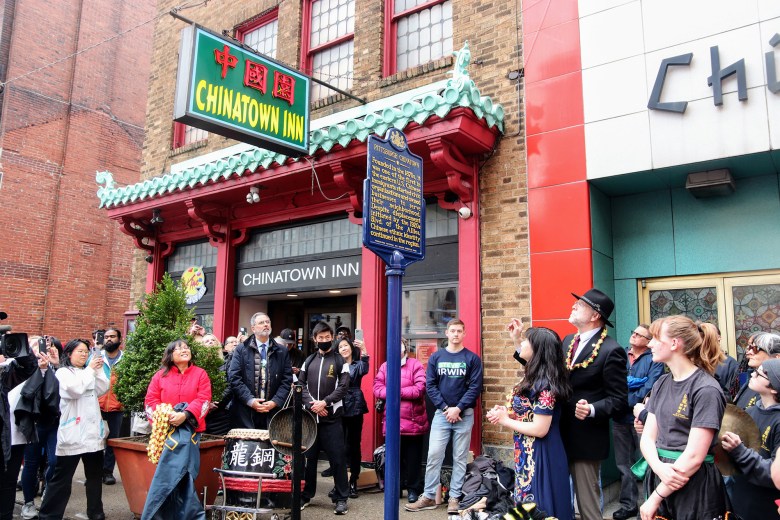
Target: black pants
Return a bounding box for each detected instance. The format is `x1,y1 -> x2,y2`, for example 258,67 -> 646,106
0,444 -> 25,520
342,414 -> 363,483
39,450 -> 105,520
400,434 -> 424,494
101,410 -> 123,474
304,419 -> 349,502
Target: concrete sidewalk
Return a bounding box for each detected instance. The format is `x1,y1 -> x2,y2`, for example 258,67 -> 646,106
14,460 -> 626,519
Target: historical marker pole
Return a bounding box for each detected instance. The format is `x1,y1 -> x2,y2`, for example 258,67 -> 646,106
363,128 -> 425,520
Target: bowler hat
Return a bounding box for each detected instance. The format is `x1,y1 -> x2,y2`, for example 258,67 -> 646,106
571,288 -> 615,327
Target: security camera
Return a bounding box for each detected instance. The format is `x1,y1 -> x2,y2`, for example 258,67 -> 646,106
458,206 -> 472,219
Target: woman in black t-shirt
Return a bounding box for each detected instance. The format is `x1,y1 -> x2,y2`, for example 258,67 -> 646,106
639,318 -> 728,520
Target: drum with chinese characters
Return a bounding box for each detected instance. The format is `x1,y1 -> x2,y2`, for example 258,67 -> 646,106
223,429 -> 289,507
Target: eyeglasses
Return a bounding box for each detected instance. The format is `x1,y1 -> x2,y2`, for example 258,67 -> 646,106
753,369 -> 771,382
632,331 -> 652,340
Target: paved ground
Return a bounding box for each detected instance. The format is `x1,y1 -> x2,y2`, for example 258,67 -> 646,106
13,460 -> 627,519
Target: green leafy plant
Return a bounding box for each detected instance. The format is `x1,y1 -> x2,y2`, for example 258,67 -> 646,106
114,273 -> 227,413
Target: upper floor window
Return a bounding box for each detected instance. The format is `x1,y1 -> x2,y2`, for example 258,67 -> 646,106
384,0 -> 452,76
173,123 -> 207,149
302,0 -> 355,100
237,9 -> 278,58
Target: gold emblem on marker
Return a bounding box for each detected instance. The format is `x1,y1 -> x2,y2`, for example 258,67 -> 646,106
389,129 -> 405,150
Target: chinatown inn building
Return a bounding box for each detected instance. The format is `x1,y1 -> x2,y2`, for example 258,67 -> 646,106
96,0 -> 780,466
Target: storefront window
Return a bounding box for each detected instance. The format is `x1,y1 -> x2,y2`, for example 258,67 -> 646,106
167,240 -> 218,272
402,284 -> 457,364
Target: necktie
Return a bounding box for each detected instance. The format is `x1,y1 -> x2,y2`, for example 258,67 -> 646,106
260,343 -> 267,361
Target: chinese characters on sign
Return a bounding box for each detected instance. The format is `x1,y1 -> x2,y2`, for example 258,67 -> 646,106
174,25 -> 310,156
228,440 -> 277,472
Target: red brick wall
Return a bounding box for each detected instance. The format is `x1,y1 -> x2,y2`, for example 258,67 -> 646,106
0,0 -> 154,341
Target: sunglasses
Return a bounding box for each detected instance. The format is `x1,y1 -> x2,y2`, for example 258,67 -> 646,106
746,343 -> 768,354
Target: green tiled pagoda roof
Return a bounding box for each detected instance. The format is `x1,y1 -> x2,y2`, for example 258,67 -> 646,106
96,43 -> 504,209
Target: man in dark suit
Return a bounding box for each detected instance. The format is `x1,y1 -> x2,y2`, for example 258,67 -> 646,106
228,312 -> 293,429
562,289 -> 628,520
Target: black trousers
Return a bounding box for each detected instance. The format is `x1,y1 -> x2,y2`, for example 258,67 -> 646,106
39,450 -> 105,520
342,414 -> 363,483
101,410 -> 123,474
304,419 -> 349,502
0,444 -> 25,520
400,434 -> 424,494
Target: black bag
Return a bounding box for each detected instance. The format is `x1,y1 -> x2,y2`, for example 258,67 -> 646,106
375,398 -> 385,413
373,444 -> 386,489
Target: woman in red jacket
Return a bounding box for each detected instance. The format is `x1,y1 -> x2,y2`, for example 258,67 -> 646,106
142,339 -> 211,520
373,340 -> 429,503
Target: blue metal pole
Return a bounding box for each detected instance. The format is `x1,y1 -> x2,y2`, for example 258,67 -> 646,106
384,250 -> 405,520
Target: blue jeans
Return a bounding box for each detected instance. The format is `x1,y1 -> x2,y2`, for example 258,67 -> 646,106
422,408 -> 474,500
22,423 -> 58,502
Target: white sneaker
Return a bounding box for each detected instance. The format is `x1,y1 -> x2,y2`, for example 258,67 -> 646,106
21,501 -> 39,519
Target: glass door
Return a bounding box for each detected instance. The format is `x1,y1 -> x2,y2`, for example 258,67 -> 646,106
639,270 -> 780,361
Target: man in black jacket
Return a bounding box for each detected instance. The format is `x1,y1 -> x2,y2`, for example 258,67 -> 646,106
562,289 -> 628,520
300,321 -> 350,515
227,312 -> 292,429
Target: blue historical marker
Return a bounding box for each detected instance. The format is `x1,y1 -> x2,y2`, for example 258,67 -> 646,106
363,128 -> 425,520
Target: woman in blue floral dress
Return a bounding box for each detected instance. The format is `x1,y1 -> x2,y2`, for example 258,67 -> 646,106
487,321 -> 573,520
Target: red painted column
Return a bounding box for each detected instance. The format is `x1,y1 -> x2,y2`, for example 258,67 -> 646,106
458,189 -> 483,453
360,247 -> 387,461
212,235 -> 238,342
145,242 -> 166,293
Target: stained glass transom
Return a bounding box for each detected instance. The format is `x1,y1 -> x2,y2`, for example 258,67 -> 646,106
239,218 -> 361,263
732,283 -> 780,358
649,287 -> 719,325
243,19 -> 278,58
311,40 -> 353,100
396,0 -> 452,72
168,241 -> 217,272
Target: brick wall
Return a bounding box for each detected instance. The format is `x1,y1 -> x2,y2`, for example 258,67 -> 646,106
0,0 -> 155,341
136,0 -> 527,450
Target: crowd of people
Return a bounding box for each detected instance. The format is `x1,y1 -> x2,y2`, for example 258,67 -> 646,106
3,290 -> 780,520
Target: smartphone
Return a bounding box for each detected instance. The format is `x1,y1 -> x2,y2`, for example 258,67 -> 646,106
354,329 -> 364,342
95,331 -> 105,346
239,327 -> 247,335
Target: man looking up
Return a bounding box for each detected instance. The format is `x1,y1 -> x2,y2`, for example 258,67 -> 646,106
227,312 -> 292,429
99,328 -> 125,485
562,289 -> 628,520
405,318 -> 483,515
612,324 -> 663,520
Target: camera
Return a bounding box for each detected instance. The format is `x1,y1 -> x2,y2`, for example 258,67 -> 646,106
0,312 -> 30,358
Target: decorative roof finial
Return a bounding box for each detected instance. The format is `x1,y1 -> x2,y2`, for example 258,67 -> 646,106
448,41 -> 471,89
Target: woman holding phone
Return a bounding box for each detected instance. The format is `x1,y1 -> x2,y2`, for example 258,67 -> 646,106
338,334 -> 369,498
38,339 -> 109,520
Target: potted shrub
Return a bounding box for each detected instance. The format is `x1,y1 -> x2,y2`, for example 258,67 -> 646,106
109,273 -> 227,516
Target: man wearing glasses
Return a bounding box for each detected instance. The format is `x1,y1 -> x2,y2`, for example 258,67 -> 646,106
612,324 -> 663,520
227,312 -> 293,429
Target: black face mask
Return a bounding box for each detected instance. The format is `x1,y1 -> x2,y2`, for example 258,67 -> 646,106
103,341 -> 120,353
317,341 -> 332,351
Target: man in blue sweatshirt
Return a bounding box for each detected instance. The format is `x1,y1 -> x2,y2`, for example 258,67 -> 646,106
405,318 -> 483,515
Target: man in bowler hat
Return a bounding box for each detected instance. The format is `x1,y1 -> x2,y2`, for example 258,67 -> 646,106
562,289 -> 628,520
